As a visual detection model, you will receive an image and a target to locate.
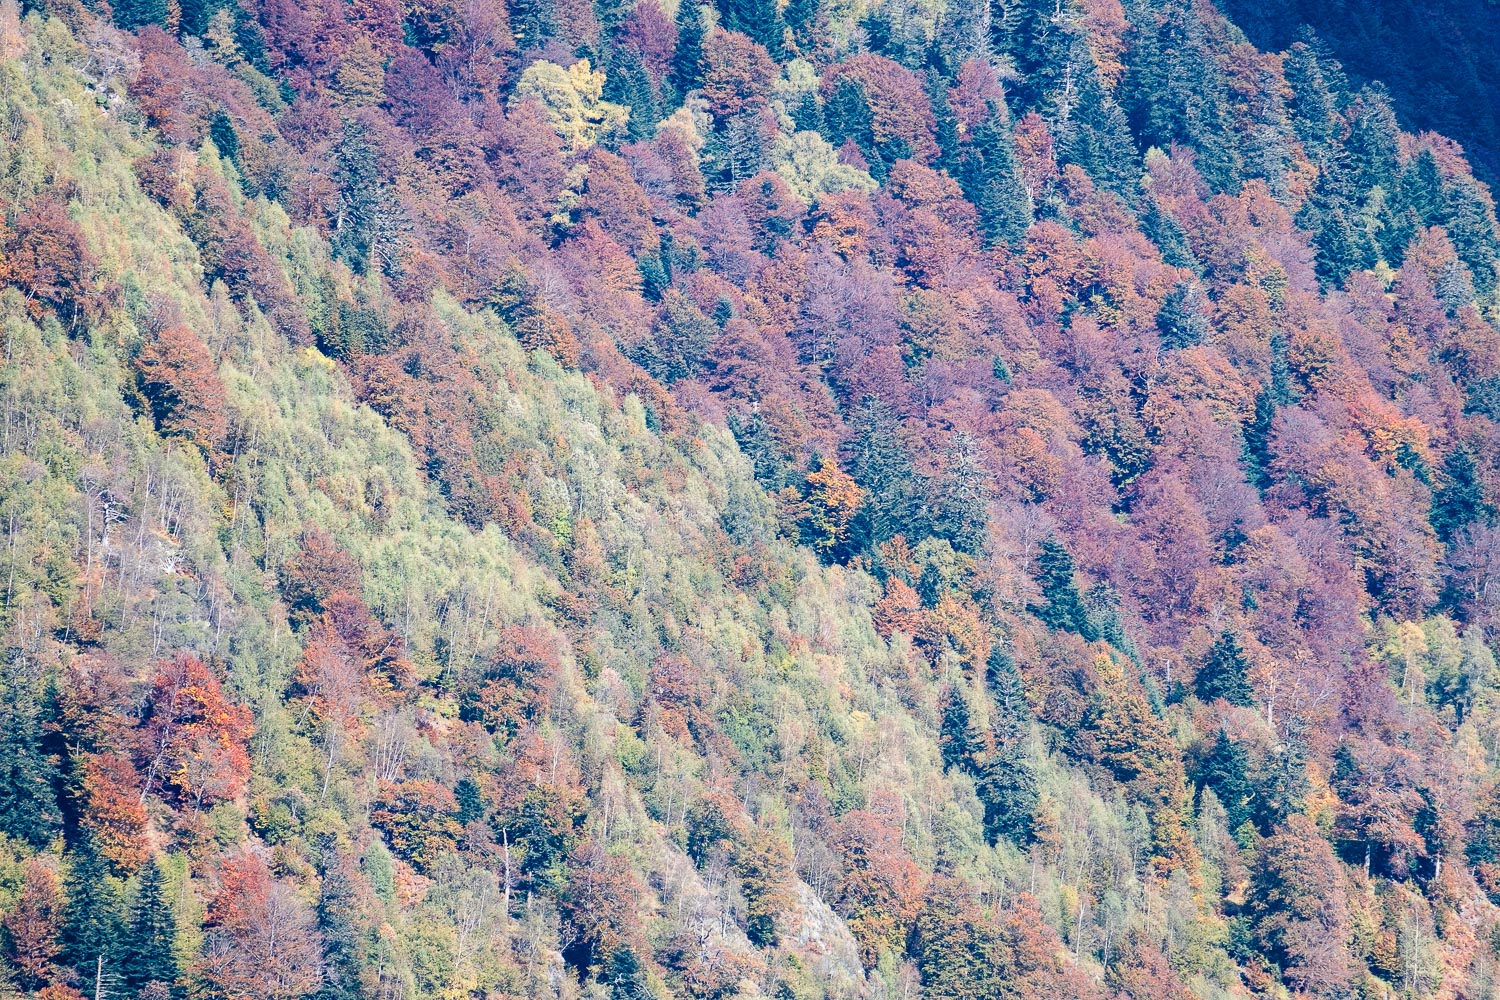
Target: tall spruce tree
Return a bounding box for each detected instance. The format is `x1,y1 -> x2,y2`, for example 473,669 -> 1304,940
0,697 -> 62,848
1030,537 -> 1095,639
938,686 -> 982,773
1198,730 -> 1255,834
715,0 -> 783,57
121,857 -> 179,995
61,838 -> 124,984
963,105 -> 1032,250
111,0 -> 173,30
316,845 -> 368,1000
844,396 -> 924,549
977,652 -> 1038,847
1431,444 -> 1492,544
1195,632 -> 1256,707
668,3 -> 708,99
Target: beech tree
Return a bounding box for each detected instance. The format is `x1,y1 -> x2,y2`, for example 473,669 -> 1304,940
201,854 -> 323,1000
137,654 -> 254,809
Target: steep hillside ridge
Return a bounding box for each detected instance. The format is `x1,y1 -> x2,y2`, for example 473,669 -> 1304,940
1,0 -> 1500,997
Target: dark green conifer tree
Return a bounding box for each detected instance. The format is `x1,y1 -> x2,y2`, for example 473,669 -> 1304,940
331,120 -> 386,275
821,78 -> 877,170
208,110 -> 239,164
316,845 -> 368,1000
1030,537 -> 1095,639
605,945 -> 654,1000
715,0 -> 783,57
985,647 -> 1029,739
668,3 -> 707,99
121,856 -> 179,995
454,777 -> 486,827
0,697 -> 62,848
1243,388 -> 1276,492
938,686 -> 981,773
112,0 -> 173,30
844,396 -> 923,550
1198,730 -> 1255,834
1141,195 -> 1198,270
1346,87 -> 1402,195
1194,632 -> 1256,707
1310,204 -> 1377,287
964,107 -> 1032,250
976,739 -> 1037,847
604,46 -> 659,143
976,647 -> 1038,846
1156,281 -> 1210,348
1431,444 -> 1492,544
1398,150 -> 1448,227
61,838 -> 124,983
1445,182 -> 1500,299
177,0 -> 222,36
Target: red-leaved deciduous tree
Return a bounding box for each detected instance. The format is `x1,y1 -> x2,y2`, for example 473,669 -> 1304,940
77,751 -> 150,872
3,859 -> 62,989
1249,815 -> 1354,996
281,528 -> 365,628
4,196 -> 98,325
199,853 -> 323,1000
458,625 -> 561,738
558,840 -> 645,975
137,654 -> 254,810
135,323 -> 227,454
829,808 -> 928,967
370,779 -> 461,872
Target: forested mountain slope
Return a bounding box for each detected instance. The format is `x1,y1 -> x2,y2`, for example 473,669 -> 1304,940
1219,0 -> 1500,189
1,0 -> 1500,998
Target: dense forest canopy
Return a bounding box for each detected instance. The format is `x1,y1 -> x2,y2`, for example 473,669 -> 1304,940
1,0 -> 1500,997
1219,0 -> 1500,188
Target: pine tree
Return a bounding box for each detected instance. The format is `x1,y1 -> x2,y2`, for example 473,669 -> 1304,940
178,0 -> 217,36
208,110 -> 239,164
604,945 -> 654,999
844,396 -> 924,550
0,698 -> 62,849
1194,632 -> 1255,707
784,0 -> 819,52
1398,150 -> 1448,227
1061,79 -> 1141,196
604,46 -> 659,143
1030,537 -> 1095,639
985,647 -> 1030,741
454,777 -> 486,827
977,650 -> 1038,847
931,434 -> 991,554
1242,388 -> 1276,492
1141,195 -> 1198,270
1311,204 -> 1376,287
1346,86 -> 1402,195
61,838 -> 124,984
976,739 -> 1038,847
821,78 -> 876,169
331,120 -> 386,275
716,0 -> 783,57
120,857 -> 179,995
111,0 -> 173,30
